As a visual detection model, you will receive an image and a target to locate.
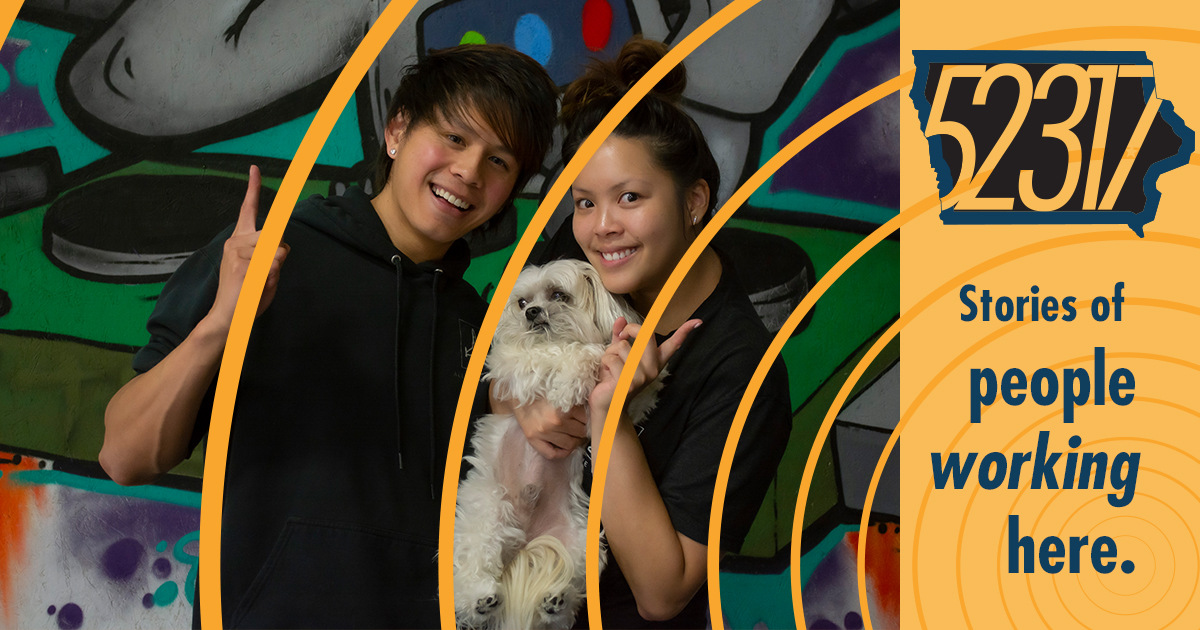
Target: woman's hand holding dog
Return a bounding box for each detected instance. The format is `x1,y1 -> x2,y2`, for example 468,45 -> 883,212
202,165 -> 290,336
490,381 -> 588,460
588,317 -> 700,437
510,398 -> 589,460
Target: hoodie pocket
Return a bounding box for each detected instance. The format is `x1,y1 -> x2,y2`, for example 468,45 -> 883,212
230,518 -> 439,629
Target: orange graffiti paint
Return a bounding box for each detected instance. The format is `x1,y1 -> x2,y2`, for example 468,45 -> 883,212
0,453 -> 47,625
848,522 -> 901,627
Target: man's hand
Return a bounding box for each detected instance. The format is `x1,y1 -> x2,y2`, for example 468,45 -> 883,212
205,165 -> 290,332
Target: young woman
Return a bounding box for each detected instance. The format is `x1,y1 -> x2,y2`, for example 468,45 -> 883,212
516,39 -> 793,628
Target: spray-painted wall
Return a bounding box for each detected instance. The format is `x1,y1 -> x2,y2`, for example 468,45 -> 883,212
0,1 -> 898,628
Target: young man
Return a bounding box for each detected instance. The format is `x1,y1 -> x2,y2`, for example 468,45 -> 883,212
100,45 -> 558,629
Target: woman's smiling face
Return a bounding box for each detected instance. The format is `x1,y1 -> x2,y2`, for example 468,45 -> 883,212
571,136 -> 705,311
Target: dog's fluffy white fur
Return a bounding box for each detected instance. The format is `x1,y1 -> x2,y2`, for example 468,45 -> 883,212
453,259 -> 661,629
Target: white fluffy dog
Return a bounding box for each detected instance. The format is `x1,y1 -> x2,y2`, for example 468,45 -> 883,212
453,259 -> 661,629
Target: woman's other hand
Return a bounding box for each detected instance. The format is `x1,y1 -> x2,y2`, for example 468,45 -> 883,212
589,317 -> 701,424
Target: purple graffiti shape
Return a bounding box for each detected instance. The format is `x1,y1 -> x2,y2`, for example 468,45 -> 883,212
57,603 -> 83,630
47,605 -> 56,615
0,39 -> 54,136
772,29 -> 900,210
152,557 -> 171,579
101,538 -> 145,581
142,593 -> 154,609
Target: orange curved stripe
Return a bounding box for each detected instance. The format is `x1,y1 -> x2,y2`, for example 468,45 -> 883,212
796,231 -> 1136,629
848,238 -> 1200,630
200,3 -> 418,628
582,65 -> 917,630
915,345 -> 1200,628
0,2 -> 22,42
433,3 -> 769,629
706,193 -> 932,624
781,26 -> 1200,630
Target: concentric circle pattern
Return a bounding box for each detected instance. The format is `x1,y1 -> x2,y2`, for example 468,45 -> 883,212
893,7 -> 1200,627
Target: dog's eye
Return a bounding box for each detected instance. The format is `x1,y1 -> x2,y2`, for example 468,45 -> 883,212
517,298 -> 527,309
551,291 -> 569,302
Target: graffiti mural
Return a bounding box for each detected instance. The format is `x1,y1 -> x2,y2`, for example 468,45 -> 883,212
0,451 -> 199,629
1,0 -> 899,626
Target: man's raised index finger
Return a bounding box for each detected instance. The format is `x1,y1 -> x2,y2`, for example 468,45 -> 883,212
235,165 -> 262,235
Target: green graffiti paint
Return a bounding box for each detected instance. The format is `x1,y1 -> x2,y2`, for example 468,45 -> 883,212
173,531 -> 200,606
461,198 -> 538,295
153,580 -> 179,607
8,470 -> 201,508
459,30 -> 487,45
195,96 -> 363,168
717,526 -> 856,630
156,541 -> 167,553
2,21 -> 110,172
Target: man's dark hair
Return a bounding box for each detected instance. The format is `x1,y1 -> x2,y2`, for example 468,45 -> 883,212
374,44 -> 559,226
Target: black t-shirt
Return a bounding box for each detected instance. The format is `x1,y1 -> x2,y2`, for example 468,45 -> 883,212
541,232 -> 792,628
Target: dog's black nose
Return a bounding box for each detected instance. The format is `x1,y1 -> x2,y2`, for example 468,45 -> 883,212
525,306 -> 543,322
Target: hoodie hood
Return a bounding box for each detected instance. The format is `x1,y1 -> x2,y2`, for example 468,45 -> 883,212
290,186 -> 472,281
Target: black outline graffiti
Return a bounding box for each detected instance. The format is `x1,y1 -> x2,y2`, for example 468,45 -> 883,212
0,441 -> 203,492
0,147 -> 65,217
43,0 -> 348,159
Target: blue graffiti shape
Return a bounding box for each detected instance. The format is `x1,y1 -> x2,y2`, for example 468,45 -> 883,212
173,531 -> 200,606
514,14 -> 552,66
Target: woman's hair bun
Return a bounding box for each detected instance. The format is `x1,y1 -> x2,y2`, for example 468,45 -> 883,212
560,38 -> 686,128
615,38 -> 686,101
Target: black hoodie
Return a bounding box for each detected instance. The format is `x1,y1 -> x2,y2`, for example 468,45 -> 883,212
133,186 -> 485,629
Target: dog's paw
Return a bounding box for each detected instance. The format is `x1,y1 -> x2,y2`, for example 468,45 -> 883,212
541,593 -> 566,615
536,593 -> 577,629
475,593 -> 502,615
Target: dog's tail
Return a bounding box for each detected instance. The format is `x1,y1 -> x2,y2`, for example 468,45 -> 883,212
498,535 -> 576,629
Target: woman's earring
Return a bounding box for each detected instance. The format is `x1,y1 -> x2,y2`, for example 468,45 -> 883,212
692,216 -> 699,225
389,148 -> 396,156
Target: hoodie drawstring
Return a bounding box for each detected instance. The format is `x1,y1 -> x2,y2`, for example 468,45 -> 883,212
392,255 -> 445,501
391,255 -> 405,471
429,269 -> 442,501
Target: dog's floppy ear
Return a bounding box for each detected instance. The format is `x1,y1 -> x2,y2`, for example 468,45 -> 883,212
580,262 -> 640,335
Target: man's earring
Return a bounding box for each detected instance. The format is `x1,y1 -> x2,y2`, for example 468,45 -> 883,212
389,148 -> 396,156
692,216 -> 699,225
